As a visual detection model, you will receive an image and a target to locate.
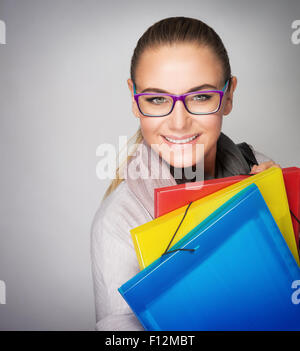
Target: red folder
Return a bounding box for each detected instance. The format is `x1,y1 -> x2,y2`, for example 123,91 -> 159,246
154,174 -> 249,218
154,167 -> 300,249
282,167 -> 300,248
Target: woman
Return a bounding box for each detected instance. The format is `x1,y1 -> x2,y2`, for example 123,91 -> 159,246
91,16 -> 279,331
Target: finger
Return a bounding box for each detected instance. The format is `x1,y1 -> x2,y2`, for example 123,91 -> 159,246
250,161 -> 281,174
250,161 -> 272,174
251,164 -> 266,173
261,161 -> 281,170
250,165 -> 258,174
265,160 -> 276,167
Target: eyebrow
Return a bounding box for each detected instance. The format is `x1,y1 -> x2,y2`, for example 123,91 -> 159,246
140,84 -> 218,94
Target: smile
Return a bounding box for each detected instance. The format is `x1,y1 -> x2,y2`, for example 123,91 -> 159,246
163,134 -> 200,144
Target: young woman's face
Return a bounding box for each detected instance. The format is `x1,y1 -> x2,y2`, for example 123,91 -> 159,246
128,43 -> 236,172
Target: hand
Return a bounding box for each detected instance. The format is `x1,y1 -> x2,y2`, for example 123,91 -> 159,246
250,160 -> 281,174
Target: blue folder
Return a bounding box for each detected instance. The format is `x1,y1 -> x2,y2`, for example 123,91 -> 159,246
119,184 -> 300,331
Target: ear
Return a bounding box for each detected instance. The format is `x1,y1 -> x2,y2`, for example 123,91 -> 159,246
127,78 -> 140,119
223,76 -> 237,116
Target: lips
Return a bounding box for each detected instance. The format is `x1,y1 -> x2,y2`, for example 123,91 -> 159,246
162,133 -> 200,145
163,134 -> 199,140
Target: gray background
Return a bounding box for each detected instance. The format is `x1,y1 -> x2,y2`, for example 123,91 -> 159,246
0,0 -> 299,330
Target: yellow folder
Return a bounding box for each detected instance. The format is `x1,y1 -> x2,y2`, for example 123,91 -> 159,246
131,167 -> 300,269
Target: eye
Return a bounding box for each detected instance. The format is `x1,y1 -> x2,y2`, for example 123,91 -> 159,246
193,94 -> 211,101
145,96 -> 167,104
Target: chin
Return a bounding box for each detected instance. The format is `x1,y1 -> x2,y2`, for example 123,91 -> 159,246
161,151 -> 204,169
170,158 -> 194,168
165,144 -> 205,166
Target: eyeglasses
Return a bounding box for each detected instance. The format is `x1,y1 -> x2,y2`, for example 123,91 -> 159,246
133,80 -> 230,117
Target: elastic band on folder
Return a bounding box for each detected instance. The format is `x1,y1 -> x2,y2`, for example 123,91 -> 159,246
290,210 -> 300,226
162,172 -> 253,256
162,201 -> 195,256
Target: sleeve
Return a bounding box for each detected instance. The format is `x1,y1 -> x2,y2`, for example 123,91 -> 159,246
90,200 -> 145,331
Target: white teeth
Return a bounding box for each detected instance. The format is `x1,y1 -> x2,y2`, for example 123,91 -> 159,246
164,134 -> 198,144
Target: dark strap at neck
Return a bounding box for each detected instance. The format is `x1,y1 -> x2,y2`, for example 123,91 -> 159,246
170,138 -> 259,185
237,142 -> 259,168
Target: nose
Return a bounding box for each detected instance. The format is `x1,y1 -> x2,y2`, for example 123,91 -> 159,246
167,98 -> 192,130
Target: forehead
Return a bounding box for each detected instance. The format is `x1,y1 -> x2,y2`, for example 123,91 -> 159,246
135,43 -> 224,93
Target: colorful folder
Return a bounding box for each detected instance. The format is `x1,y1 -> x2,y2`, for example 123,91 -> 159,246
154,174 -> 248,218
131,167 -> 299,269
283,167 -> 300,249
155,167 -> 300,250
120,184 -> 300,331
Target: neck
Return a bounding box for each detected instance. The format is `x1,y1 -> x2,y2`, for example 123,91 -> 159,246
169,145 -> 218,183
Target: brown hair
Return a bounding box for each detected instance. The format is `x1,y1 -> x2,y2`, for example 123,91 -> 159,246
103,16 -> 232,200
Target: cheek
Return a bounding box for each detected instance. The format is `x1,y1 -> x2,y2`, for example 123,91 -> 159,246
139,118 -> 163,142
195,115 -> 223,155
195,114 -> 222,138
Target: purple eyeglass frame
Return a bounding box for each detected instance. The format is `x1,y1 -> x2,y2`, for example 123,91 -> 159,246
133,79 -> 229,117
